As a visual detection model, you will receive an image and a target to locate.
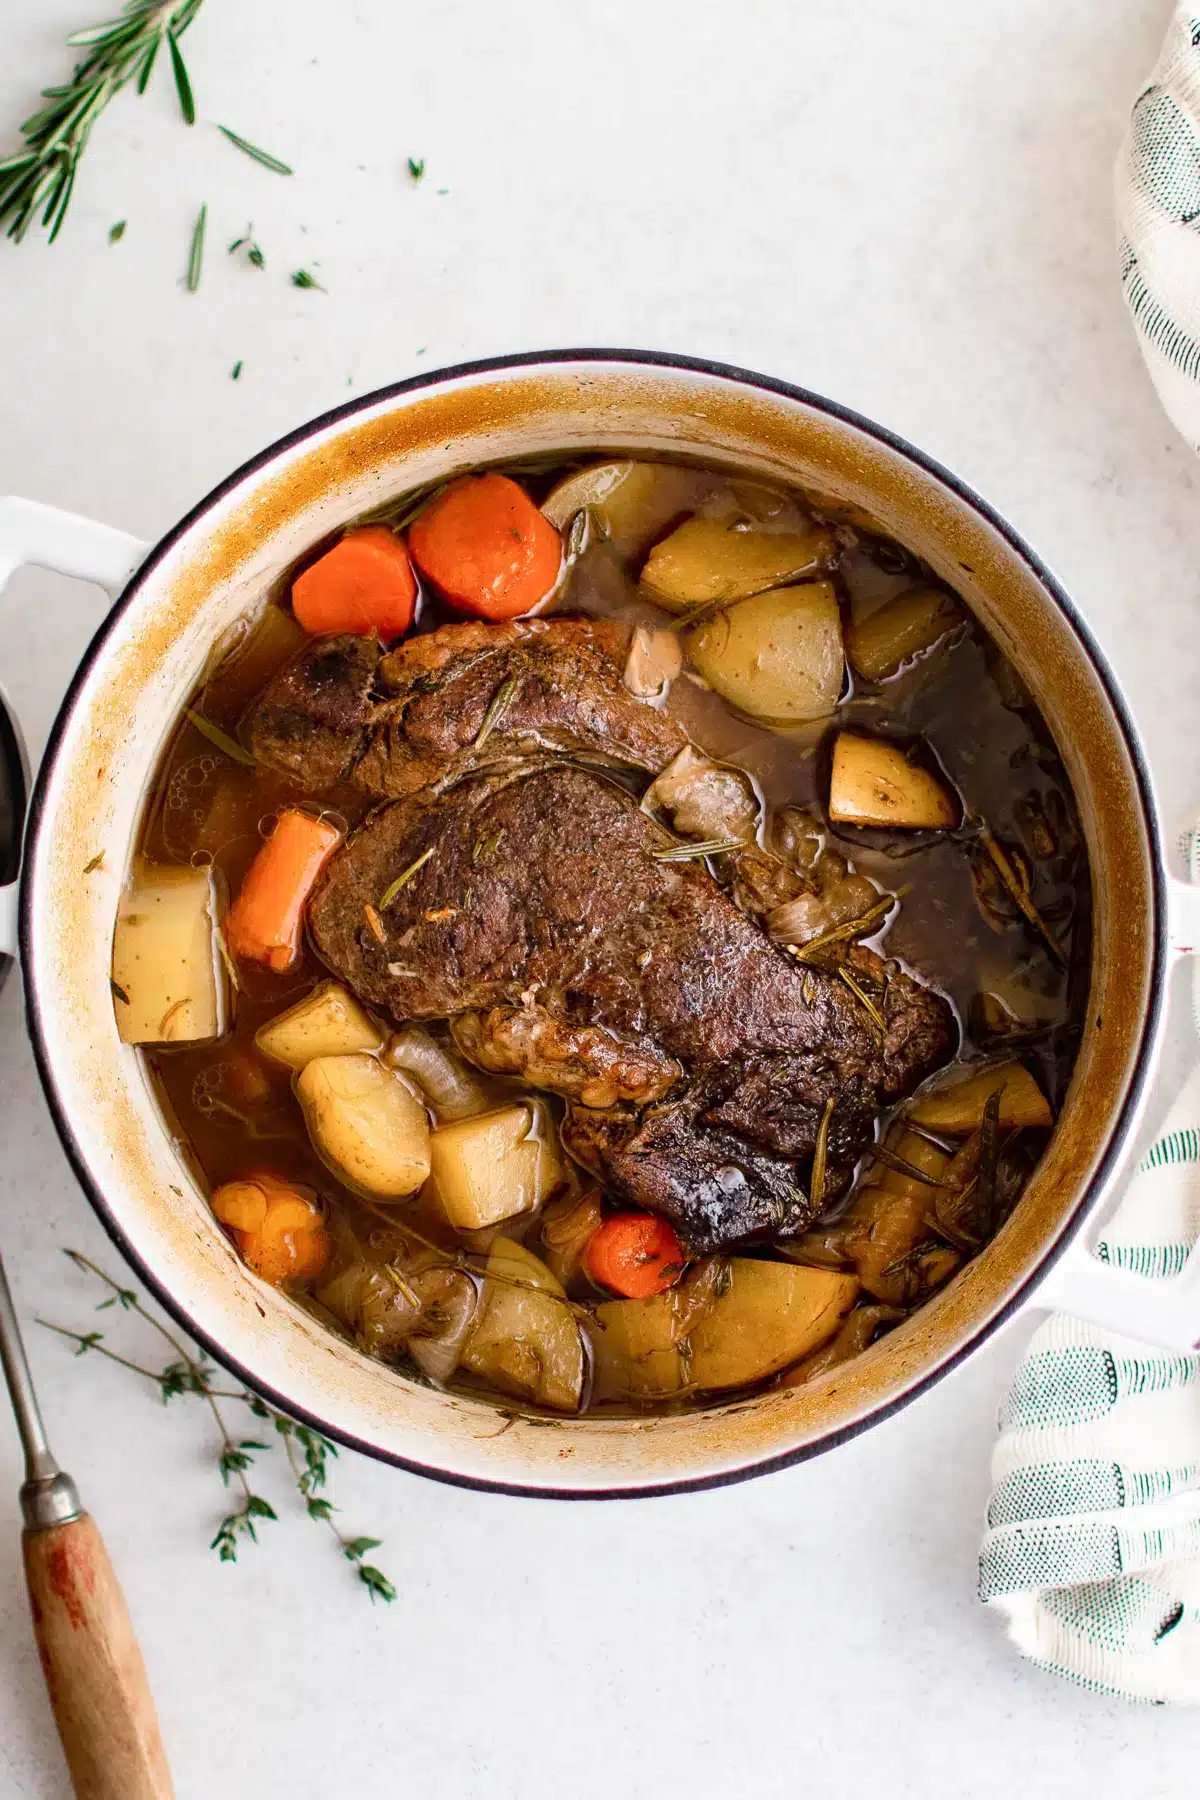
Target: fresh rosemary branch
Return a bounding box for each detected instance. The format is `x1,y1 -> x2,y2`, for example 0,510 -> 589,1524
40,1250 -> 394,1602
0,0 -> 205,243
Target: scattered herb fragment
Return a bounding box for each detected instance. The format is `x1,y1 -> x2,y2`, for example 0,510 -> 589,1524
809,1098 -> 835,1211
407,157 -> 425,181
108,219 -> 126,243
0,0 -> 206,243
652,837 -> 742,862
231,360 -> 243,381
217,125 -> 292,175
291,268 -> 324,291
84,852 -> 106,873
185,708 -> 256,767
378,845 -> 434,909
837,964 -> 886,1035
110,978 -> 130,1006
185,201 -> 206,293
472,676 -> 517,751
228,231 -> 265,269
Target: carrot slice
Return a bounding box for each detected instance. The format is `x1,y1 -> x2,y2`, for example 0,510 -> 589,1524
212,1174 -> 329,1287
407,473 -> 563,621
584,1212 -> 686,1299
225,809 -> 341,972
292,526 -> 417,641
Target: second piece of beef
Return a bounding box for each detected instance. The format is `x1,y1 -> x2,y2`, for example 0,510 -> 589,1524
245,616 -> 686,800
308,764 -> 956,1252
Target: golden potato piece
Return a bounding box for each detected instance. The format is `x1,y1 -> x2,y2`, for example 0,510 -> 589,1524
590,1291 -> 685,1402
829,732 -> 957,829
909,1062 -> 1052,1133
296,1054 -> 431,1197
687,1261 -> 859,1390
430,1100 -> 563,1230
461,1239 -> 583,1412
112,861 -> 227,1045
847,584 -> 963,682
641,516 -> 836,613
255,981 -> 383,1069
541,461 -> 716,558
685,582 -> 844,725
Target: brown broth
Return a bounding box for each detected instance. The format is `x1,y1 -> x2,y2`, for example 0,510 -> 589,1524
133,454 -> 1089,1418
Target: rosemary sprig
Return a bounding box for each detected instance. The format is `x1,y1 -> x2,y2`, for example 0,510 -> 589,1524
652,837 -> 743,862
228,230 -> 265,270
185,201 -> 206,292
969,814 -> 1067,970
379,845 -> 435,909
0,0 -> 205,244
218,125 -> 292,175
40,1251 -> 393,1600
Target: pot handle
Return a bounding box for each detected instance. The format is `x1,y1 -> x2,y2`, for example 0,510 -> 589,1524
1032,867 -> 1200,1349
0,497 -> 148,960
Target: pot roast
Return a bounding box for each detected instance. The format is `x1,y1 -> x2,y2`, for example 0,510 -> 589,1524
245,620 -> 956,1253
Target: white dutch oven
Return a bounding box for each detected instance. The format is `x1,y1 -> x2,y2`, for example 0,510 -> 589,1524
2,351 -> 1198,1498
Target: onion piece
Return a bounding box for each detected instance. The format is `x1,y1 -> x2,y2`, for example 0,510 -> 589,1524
384,1024 -> 491,1120
645,745 -> 759,843
766,874 -> 881,946
623,626 -> 682,698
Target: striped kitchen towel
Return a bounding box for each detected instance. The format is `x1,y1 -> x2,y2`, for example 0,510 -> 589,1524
977,834 -> 1200,1700
1117,4 -> 1200,447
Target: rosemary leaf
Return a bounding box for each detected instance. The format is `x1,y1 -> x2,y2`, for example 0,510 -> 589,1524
84,852 -> 106,873
652,836 -> 743,862
407,156 -> 425,181
167,26 -> 195,123
185,201 -> 206,292
185,707 -> 255,766
378,845 -> 434,909
870,1143 -> 941,1186
230,360 -> 243,381
810,1097 -> 835,1213
291,267 -> 324,291
837,964 -> 887,1035
218,125 -> 292,175
472,676 -> 517,750
108,218 -> 126,243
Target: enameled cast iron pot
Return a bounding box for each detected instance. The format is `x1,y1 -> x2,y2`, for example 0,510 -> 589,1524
2,350 -> 1199,1499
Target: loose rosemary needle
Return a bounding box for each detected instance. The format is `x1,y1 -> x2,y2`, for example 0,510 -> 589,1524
0,0 -> 205,243
185,201 -> 206,292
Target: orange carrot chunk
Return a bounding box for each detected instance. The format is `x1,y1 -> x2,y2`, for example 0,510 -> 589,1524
407,473 -> 563,621
584,1212 -> 687,1299
212,1173 -> 329,1287
225,809 -> 341,972
292,526 -> 418,642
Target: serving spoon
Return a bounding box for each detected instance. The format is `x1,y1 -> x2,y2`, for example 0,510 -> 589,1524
0,1248 -> 173,1798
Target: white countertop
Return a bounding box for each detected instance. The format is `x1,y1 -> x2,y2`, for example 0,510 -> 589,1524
3,2 -> 1200,1794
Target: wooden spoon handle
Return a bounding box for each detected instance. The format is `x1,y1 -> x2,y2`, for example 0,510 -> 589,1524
23,1513 -> 173,1800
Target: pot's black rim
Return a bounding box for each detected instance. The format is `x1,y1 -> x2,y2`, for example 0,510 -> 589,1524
16,348 -> 1169,1500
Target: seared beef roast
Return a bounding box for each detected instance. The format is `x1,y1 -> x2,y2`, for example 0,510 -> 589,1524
304,760 -> 955,1253
246,617 -> 686,800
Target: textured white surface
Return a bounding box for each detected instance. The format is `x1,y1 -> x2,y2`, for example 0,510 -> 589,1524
1,1 -> 1200,1794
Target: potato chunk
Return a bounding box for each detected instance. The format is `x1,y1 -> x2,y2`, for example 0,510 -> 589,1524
540,461 -> 715,557
255,982 -> 383,1069
829,732 -> 957,829
909,1061 -> 1052,1132
591,1259 -> 858,1399
430,1100 -> 562,1230
688,1261 -> 859,1390
112,861 -> 228,1045
641,517 -> 836,613
461,1239 -> 583,1412
296,1054 -> 431,1197
685,582 -> 844,724
847,584 -> 963,681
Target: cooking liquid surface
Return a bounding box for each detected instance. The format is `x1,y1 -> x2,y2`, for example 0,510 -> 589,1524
135,455 -> 1090,1416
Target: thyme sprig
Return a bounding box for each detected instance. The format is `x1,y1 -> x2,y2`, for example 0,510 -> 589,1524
39,1251 -> 394,1603
0,0 -> 205,243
